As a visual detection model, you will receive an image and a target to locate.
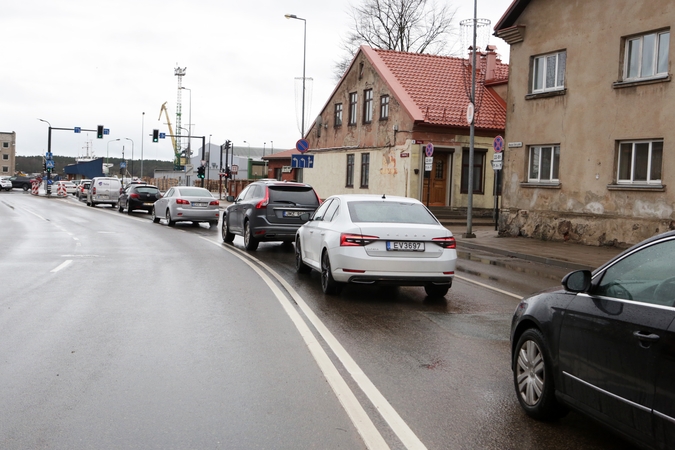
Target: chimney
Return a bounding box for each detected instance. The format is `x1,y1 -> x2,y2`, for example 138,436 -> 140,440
485,45 -> 498,82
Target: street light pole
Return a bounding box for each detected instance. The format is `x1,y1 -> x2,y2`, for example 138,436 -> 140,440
141,112 -> 145,180
125,138 -> 134,179
37,118 -> 53,195
107,138 -> 120,167
285,14 -> 307,138
181,86 -> 192,165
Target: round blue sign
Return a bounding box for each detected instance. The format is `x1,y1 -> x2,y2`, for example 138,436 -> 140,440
296,139 -> 310,153
425,143 -> 434,157
493,135 -> 504,153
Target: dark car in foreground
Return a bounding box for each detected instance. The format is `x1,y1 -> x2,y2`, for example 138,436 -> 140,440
118,184 -> 162,214
511,230 -> 675,450
222,179 -> 321,251
8,176 -> 34,191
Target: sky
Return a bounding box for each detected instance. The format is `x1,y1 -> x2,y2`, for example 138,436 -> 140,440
2,0 -> 513,162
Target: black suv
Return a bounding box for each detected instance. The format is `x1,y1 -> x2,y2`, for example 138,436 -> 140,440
9,176 -> 35,191
222,180 -> 321,250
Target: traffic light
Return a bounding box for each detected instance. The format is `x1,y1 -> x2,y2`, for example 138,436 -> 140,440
43,160 -> 47,172
97,125 -> 104,139
152,129 -> 159,143
225,140 -> 231,150
197,165 -> 205,179
225,167 -> 231,179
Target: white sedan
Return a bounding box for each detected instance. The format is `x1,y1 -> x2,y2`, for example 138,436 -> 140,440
151,186 -> 220,227
294,194 -> 457,297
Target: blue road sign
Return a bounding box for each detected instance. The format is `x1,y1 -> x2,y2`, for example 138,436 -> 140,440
45,152 -> 52,159
159,132 -> 166,139
104,128 -> 110,135
291,154 -> 314,168
493,135 -> 504,153
74,127 -> 81,133
425,143 -> 434,157
46,160 -> 55,169
296,139 -> 310,153
120,161 -> 127,168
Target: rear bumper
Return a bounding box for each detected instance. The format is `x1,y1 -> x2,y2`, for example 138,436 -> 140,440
174,208 -> 220,222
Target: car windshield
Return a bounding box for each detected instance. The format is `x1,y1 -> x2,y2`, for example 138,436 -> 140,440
135,187 -> 159,194
177,188 -> 212,197
269,187 -> 318,205
347,201 -> 439,225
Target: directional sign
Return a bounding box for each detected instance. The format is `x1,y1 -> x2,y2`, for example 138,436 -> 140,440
425,143 -> 434,157
45,152 -> 53,159
493,135 -> 504,153
74,127 -> 81,133
296,139 -> 310,153
159,132 -> 166,139
104,128 -> 110,135
291,154 -> 314,168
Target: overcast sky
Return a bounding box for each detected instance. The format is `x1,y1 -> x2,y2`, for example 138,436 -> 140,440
3,0 -> 513,162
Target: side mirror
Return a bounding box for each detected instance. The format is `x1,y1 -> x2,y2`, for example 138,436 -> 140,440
562,270 -> 592,293
226,195 -> 235,202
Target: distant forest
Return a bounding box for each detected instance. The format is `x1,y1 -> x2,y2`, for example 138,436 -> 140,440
16,156 -> 175,178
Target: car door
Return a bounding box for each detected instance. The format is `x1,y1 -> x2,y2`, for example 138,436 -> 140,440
558,237 -> 675,444
654,318 -> 675,449
157,188 -> 174,214
303,198 -> 334,265
228,185 -> 251,234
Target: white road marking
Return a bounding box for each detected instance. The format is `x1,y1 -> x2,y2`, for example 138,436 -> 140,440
454,275 -> 524,300
51,260 -> 73,273
205,238 -> 425,450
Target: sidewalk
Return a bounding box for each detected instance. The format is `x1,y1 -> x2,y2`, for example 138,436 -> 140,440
447,225 -> 625,271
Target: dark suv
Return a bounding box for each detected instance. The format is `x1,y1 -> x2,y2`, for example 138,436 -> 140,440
118,184 -> 162,214
222,180 -> 321,250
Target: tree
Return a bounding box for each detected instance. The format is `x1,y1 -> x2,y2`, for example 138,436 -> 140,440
335,0 -> 458,79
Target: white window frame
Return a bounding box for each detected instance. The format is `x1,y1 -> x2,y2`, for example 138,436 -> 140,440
528,145 -> 560,183
617,140 -> 663,185
624,31 -> 670,81
532,51 -> 566,93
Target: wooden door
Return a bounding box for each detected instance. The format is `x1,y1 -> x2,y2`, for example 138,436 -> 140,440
422,153 -> 449,206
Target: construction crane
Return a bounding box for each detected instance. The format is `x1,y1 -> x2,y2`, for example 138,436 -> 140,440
158,101 -> 182,169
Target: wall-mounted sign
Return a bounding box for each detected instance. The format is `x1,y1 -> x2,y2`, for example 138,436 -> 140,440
400,152 -> 410,158
281,166 -> 292,173
508,142 -> 523,148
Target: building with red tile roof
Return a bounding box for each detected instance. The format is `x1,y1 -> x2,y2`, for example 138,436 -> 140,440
302,45 -> 508,212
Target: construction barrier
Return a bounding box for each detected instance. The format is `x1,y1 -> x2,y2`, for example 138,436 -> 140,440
56,182 -> 67,197
31,179 -> 40,196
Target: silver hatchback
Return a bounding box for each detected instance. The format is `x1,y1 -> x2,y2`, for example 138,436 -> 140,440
151,186 -> 220,227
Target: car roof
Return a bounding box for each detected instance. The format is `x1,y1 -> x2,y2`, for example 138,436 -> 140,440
254,179 -> 313,188
326,194 -> 423,204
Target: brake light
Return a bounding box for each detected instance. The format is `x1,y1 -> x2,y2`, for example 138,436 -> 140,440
340,233 -> 379,246
432,236 -> 457,249
130,193 -> 140,199
313,189 -> 322,205
255,187 -> 269,209
209,200 -> 220,206
176,198 -> 190,205
92,187 -> 97,194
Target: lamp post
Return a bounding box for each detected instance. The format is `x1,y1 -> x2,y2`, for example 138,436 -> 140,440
285,14 -> 307,138
207,134 -> 212,182
125,138 -> 134,179
180,86 -> 192,163
141,112 -> 145,180
37,118 -> 52,195
107,138 -> 120,166
464,0 -> 478,239
270,140 -> 274,154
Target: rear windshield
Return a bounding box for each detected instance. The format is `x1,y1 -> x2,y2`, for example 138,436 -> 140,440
135,187 -> 160,194
177,188 -> 213,197
347,201 -> 439,225
268,187 -> 319,205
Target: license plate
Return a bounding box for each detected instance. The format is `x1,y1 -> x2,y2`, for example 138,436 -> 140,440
283,211 -> 301,217
386,241 -> 424,251
192,202 -> 207,207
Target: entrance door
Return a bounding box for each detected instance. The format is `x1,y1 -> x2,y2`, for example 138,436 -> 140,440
423,153 -> 449,206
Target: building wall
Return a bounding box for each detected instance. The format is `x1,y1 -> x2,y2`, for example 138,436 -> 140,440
0,132 -> 17,175
500,0 -> 675,247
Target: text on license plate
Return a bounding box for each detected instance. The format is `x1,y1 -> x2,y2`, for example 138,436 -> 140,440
192,202 -> 207,207
283,211 -> 301,217
386,241 -> 424,251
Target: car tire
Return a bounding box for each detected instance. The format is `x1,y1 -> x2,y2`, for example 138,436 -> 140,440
151,207 -> 160,223
243,221 -> 259,251
22,184 -> 29,191
424,284 -> 450,298
222,218 -> 235,243
127,205 -> 133,215
88,200 -> 95,207
513,328 -> 567,421
166,209 -> 176,227
321,250 -> 342,295
295,238 -> 312,274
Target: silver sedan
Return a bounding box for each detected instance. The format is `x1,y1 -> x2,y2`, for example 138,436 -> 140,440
151,186 -> 220,227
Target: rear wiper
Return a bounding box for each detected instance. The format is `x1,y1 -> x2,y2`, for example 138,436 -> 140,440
274,200 -> 298,205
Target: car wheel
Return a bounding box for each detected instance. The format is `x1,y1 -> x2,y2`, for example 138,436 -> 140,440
243,221 -> 259,251
166,209 -> 176,227
151,207 -> 160,223
88,200 -> 95,207
222,218 -> 235,243
22,184 -> 29,191
513,328 -> 567,421
321,250 -> 342,295
424,284 -> 450,298
295,238 -> 312,274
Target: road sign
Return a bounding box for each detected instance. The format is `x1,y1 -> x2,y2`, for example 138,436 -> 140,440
120,161 -> 126,168
159,132 -> 166,139
491,160 -> 503,170
296,139 -> 310,153
46,160 -> 55,169
291,154 -> 314,168
74,127 -> 81,133
231,165 -> 238,174
104,128 -> 110,135
424,156 -> 433,172
425,143 -> 434,157
493,135 -> 504,153
493,152 -> 503,161
45,152 -> 52,159
466,103 -> 475,125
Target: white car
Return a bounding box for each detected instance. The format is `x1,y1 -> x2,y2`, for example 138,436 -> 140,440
0,176 -> 12,191
294,194 -> 457,297
151,186 -> 220,227
55,180 -> 77,194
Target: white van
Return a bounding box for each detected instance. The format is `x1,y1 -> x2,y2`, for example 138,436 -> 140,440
87,177 -> 122,207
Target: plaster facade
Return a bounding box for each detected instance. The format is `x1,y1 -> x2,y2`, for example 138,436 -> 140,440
0,131 -> 16,175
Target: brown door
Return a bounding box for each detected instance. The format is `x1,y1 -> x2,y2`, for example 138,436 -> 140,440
422,153 -> 448,206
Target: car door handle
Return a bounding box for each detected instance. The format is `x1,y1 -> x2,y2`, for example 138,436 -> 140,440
633,331 -> 660,342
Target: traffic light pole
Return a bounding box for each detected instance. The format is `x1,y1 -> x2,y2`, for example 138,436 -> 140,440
156,134 -> 208,187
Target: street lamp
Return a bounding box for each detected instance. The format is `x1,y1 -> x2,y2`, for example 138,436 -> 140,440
141,112 -> 145,180
180,86 -> 192,160
285,14 -> 307,138
270,140 -> 274,154
107,138 -> 120,166
125,138 -> 134,179
243,140 -> 251,158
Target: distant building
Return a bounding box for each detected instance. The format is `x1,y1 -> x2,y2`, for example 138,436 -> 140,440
0,131 -> 16,175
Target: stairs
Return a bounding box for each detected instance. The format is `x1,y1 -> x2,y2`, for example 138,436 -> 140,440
428,206 -> 496,227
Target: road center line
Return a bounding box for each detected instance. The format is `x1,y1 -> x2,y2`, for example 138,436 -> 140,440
454,274 -> 523,300
51,260 -> 73,273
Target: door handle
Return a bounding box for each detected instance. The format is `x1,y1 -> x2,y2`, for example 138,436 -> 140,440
633,331 -> 660,342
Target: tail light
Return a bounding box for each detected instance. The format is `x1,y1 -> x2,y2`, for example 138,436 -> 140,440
209,200 -> 219,206
176,198 -> 190,205
92,187 -> 97,195
313,189 -> 322,205
340,233 -> 379,247
130,193 -> 140,199
432,236 -> 456,249
255,187 -> 269,209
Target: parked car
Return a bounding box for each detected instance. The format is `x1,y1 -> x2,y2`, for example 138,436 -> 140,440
55,180 -> 77,195
222,180 -> 321,251
87,177 -> 122,207
152,186 -> 219,227
510,230 -> 675,450
8,176 -> 34,191
0,176 -> 12,191
76,179 -> 91,200
118,184 -> 162,214
294,194 -> 457,297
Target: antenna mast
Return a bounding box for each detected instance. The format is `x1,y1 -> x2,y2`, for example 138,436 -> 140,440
174,66 -> 186,157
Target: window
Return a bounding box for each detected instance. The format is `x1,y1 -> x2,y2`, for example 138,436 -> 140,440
461,149 -> 486,194
617,140 -> 662,184
2,142 -> 8,148
2,154 -> 8,160
334,103 -> 343,127
532,51 -> 566,93
323,198 -> 340,222
380,95 -> 390,120
360,153 -> 370,188
624,31 -> 670,81
346,154 -> 354,187
2,167 -> 7,173
363,89 -> 373,123
312,198 -> 334,222
528,145 -> 560,182
349,92 -> 358,125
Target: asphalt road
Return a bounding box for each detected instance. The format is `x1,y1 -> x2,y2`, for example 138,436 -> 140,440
0,191 -> 637,449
